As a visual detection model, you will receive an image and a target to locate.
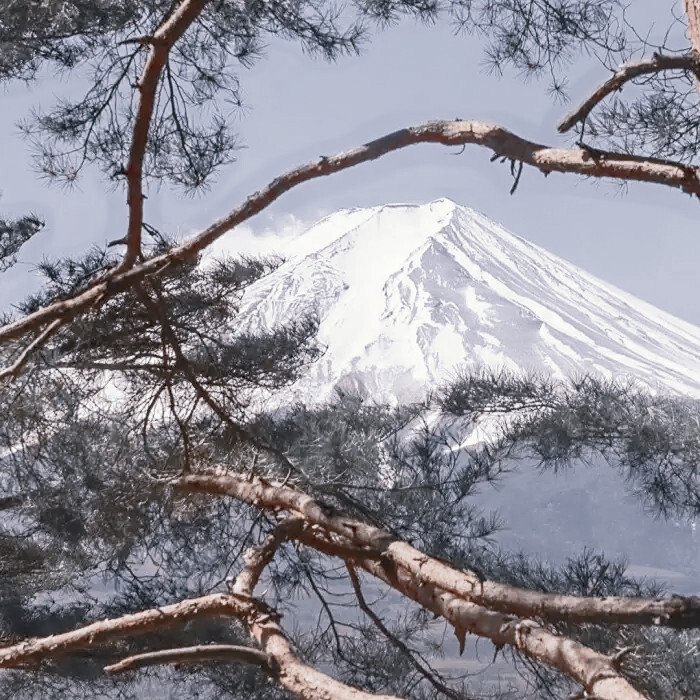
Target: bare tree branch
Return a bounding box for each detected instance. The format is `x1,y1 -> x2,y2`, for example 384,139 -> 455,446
231,525 -> 402,700
354,547 -> 645,700
558,53 -> 700,133
232,518 -> 305,596
1,120 -> 698,356
177,471 -> 700,630
685,1 -> 700,93
0,582 -> 400,700
104,643 -> 272,673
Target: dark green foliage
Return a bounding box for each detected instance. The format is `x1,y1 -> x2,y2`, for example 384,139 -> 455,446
453,0 -> 625,94
588,85 -> 700,163
441,369 -> 700,518
247,377 -> 700,698
3,0 -> 640,190
0,1 -> 144,81
0,247 -> 322,697
2,304 -> 700,699
0,212 -> 44,273
18,246 -> 119,314
6,0 -> 366,189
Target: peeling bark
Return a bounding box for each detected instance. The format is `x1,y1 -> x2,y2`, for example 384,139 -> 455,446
176,471 -> 686,700
0,588 -> 399,700
178,472 -> 700,629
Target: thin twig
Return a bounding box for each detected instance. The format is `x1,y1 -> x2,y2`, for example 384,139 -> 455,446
347,562 -> 467,700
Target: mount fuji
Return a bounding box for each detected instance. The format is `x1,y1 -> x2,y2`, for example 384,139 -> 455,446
237,198 -> 700,405
233,197 -> 699,594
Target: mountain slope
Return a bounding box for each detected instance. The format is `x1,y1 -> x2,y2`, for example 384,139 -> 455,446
237,198 -> 700,404
234,198 -> 699,595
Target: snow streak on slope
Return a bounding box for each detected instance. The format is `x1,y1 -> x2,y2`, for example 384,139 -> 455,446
236,198 -> 700,403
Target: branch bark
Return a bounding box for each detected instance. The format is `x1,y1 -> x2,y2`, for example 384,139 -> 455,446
104,643 -> 272,673
230,521 -> 402,700
177,472 -> 700,630
558,53 -> 700,133
175,470 -> 700,700
0,593 -> 247,668
2,119 -> 699,352
119,0 -> 209,270
685,1 -> 700,70
0,584 -> 400,700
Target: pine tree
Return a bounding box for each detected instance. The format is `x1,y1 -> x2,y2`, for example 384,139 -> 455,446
0,2 -> 698,699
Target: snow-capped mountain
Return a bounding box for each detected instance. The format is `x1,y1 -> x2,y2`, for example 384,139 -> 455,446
238,198 -> 700,404
233,197 -> 699,595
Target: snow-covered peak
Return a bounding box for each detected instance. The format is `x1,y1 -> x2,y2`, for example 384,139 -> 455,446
236,200 -> 700,403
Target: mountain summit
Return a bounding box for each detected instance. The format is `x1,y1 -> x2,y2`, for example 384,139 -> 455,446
238,198 -> 700,402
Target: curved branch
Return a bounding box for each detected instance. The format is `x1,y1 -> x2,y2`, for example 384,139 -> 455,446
119,0 -> 209,270
239,595 -> 401,700
0,593 -> 247,668
558,53 -> 700,133
232,518 -> 305,596
178,472 -> 700,630
0,585 -> 400,700
2,119 -> 699,351
105,643 -> 272,673
229,522 -> 401,700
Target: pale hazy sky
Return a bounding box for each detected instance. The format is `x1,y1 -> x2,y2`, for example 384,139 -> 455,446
1,4 -> 699,325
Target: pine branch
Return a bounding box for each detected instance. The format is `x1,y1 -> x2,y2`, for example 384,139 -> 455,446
558,53 -> 700,133
176,469 -> 700,700
104,643 -> 272,673
2,119 -> 699,356
118,0 -> 210,271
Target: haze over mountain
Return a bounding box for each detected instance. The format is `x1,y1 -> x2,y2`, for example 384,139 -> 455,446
237,198 -> 700,405
234,198 -> 700,594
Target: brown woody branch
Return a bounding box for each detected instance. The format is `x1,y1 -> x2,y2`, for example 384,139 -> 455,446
0,573 -> 399,700
353,545 -> 645,700
176,470 -> 700,699
0,593 -> 248,668
223,518 -> 402,700
685,2 -> 700,86
232,518 -> 305,596
104,643 -> 272,673
558,53 -> 700,133
119,0 -> 209,270
178,472 -> 700,630
239,552 -> 402,699
2,119 -> 699,354
0,318 -> 64,382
